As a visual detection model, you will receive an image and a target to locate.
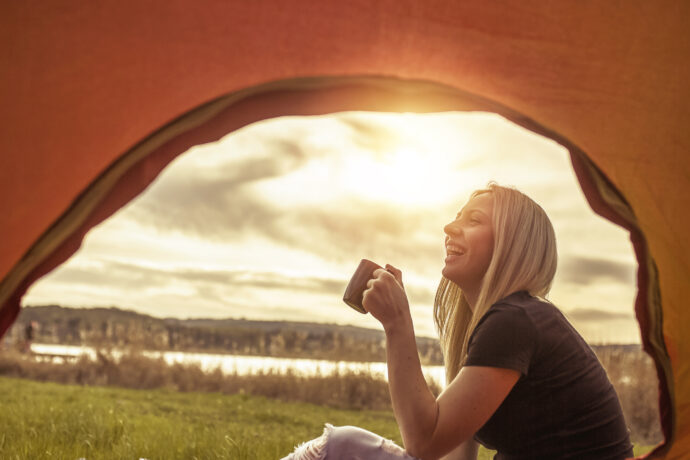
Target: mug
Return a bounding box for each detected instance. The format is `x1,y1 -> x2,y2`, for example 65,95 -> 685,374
343,259 -> 384,314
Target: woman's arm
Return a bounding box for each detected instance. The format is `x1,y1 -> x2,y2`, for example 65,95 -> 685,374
440,439 -> 479,460
385,321 -> 518,459
363,267 -> 519,460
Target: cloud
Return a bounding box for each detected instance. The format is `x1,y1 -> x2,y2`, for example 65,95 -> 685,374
129,188 -> 280,241
336,113 -> 402,154
43,260 -> 348,299
168,137 -> 307,190
122,164 -> 449,270
118,135 -> 309,240
102,114 -> 462,274
36,256 -> 438,317
260,200 -> 446,266
558,255 -> 635,286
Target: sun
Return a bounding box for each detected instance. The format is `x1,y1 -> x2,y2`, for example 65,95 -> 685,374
338,147 -> 465,206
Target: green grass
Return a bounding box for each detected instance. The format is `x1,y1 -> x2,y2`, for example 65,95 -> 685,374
0,376 -> 655,459
0,376 -> 476,459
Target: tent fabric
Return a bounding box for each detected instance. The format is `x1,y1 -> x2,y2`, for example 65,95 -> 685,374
1,2 -> 688,457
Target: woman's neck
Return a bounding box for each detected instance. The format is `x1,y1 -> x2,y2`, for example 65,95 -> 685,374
464,289 -> 478,312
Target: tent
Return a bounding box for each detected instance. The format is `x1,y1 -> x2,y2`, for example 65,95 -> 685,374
1,2 -> 687,457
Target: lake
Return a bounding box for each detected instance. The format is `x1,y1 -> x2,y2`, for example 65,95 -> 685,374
30,343 -> 447,387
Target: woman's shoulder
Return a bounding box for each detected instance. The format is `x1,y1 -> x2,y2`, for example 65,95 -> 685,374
492,290 -> 560,316
476,291 -> 540,332
492,291 -> 594,356
489,291 -> 572,336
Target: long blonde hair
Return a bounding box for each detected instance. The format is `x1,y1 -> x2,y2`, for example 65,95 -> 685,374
434,183 -> 558,384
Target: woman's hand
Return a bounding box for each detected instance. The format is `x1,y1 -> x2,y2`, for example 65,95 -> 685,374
362,264 -> 411,331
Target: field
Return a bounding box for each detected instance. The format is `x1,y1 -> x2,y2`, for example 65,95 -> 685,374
0,375 -> 656,459
0,376 -> 494,460
0,346 -> 660,459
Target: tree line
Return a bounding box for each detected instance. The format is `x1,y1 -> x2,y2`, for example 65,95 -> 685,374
8,305 -> 444,365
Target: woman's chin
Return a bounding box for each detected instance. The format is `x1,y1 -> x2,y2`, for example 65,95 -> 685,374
441,266 -> 459,283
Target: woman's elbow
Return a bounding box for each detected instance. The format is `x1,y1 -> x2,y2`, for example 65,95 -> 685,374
405,439 -> 441,460
406,434 -> 474,460
406,445 -> 435,460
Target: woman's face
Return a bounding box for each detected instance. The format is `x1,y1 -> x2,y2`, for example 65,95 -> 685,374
442,192 -> 495,296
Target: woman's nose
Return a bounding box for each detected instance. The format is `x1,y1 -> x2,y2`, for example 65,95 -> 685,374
444,220 -> 461,236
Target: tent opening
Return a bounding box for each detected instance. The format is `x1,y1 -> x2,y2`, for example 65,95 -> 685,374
5,111 -> 663,451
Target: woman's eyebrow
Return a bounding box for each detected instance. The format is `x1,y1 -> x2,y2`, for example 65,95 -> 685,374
456,208 -> 488,218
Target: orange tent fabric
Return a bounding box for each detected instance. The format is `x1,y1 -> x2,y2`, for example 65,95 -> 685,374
1,2 -> 688,457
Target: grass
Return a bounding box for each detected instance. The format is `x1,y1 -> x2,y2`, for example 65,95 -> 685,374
0,376 -> 486,459
0,376 -> 656,459
0,347 -> 661,458
0,376 -> 395,459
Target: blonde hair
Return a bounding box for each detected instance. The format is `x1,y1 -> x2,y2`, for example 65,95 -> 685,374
434,183 -> 558,384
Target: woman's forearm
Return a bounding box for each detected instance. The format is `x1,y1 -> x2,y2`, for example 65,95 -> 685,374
360,266 -> 441,457
384,314 -> 440,457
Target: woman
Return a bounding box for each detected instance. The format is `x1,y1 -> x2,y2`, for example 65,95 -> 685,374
283,183 -> 633,460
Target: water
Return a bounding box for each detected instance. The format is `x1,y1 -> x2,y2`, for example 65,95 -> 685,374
30,343 -> 446,387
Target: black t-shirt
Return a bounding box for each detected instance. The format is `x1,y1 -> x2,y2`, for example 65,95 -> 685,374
464,291 -> 634,459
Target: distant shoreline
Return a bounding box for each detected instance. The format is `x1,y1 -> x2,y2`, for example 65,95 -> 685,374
7,305 -> 641,366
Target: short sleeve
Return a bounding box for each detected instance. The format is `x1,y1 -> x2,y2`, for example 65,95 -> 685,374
464,304 -> 537,375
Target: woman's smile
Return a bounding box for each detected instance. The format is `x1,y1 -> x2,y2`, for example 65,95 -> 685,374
445,243 -> 466,257
443,243 -> 469,268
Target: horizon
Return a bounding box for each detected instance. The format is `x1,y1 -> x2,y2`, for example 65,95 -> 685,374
18,303 -> 643,347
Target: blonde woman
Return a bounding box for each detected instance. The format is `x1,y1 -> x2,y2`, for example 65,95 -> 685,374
283,183 -> 633,460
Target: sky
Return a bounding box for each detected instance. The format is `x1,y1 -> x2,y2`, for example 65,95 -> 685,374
22,111 -> 641,343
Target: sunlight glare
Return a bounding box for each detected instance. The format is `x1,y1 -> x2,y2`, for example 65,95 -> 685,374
338,147 -> 469,206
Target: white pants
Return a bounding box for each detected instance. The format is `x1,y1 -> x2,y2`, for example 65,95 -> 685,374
282,424 -> 419,460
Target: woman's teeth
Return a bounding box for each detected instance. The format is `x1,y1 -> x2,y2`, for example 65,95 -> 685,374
446,244 -> 465,256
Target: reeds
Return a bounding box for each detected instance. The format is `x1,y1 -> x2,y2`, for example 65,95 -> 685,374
594,346 -> 662,445
0,348 -> 442,411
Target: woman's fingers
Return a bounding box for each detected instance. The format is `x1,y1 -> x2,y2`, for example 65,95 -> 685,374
367,267 -> 402,291
364,267 -> 403,306
363,270 -> 388,307
362,265 -> 410,327
385,264 -> 404,288
364,270 -> 385,301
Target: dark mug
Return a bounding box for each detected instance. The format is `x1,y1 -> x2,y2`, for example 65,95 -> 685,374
343,259 -> 384,314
